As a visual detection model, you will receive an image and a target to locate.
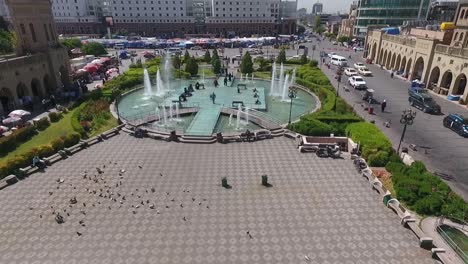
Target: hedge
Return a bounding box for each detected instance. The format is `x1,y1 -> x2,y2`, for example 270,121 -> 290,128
35,117 -> 50,131
48,112 -> 63,123
0,132 -> 81,179
289,118 -> 332,136
386,160 -> 468,220
0,125 -> 37,156
345,122 -> 393,166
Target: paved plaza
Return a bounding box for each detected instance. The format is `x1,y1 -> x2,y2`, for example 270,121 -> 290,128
0,135 -> 434,263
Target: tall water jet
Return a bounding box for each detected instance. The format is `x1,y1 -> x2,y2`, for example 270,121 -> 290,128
164,55 -> 171,86
245,106 -> 249,124
290,68 -> 296,87
202,71 -> 205,84
236,104 -> 241,129
169,103 -> 173,121
175,103 -> 180,120
144,68 -> 153,96
161,105 -> 167,125
270,62 -> 277,96
156,69 -> 165,96
282,74 -> 290,101
229,113 -> 233,126
278,63 -> 285,97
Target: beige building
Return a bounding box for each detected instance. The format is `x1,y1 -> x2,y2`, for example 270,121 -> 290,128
0,0 -> 70,116
365,0 -> 468,102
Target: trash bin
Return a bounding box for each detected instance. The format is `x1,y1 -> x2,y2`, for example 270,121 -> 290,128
368,107 -> 374,114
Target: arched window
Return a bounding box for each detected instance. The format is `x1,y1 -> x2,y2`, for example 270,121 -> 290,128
465,9 -> 468,19
460,32 -> 464,41
455,32 -> 459,42
461,10 -> 466,20
29,23 -> 37,42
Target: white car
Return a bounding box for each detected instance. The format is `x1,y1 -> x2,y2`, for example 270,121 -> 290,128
354,62 -> 366,69
327,52 -> 336,58
332,41 -> 338,45
344,68 -> 358,76
353,47 -> 364,51
348,75 -> 367,90
358,67 -> 372,76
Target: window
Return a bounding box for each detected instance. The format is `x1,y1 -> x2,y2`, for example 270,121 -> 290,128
461,10 -> 466,20
460,32 -> 464,41
20,23 -> 26,34
29,23 -> 37,42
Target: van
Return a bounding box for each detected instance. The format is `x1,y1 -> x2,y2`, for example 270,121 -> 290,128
166,47 -> 182,56
330,55 -> 347,66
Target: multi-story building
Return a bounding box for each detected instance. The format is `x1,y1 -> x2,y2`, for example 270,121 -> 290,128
0,0 -> 297,37
0,0 -> 70,116
427,0 -> 458,22
365,0 -> 468,103
339,1 -> 358,38
312,2 -> 322,15
355,0 -> 431,38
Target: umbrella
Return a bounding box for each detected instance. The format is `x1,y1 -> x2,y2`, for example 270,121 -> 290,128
2,116 -> 22,125
76,69 -> 88,74
91,59 -> 103,64
106,68 -> 118,75
100,57 -> 111,62
84,64 -> 99,74
8,109 -> 31,117
0,125 -> 9,133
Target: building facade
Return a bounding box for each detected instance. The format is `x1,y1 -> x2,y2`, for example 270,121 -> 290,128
365,0 -> 468,102
312,2 -> 322,15
0,0 -> 297,37
0,0 -> 70,116
355,0 -> 431,38
339,1 -> 357,38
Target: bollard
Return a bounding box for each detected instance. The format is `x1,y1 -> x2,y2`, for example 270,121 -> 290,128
261,174 -> 272,187
222,177 -> 231,189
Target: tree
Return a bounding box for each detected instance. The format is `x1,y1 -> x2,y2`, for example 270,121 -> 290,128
314,16 -> 324,34
172,53 -> 182,70
240,51 -> 254,74
61,38 -> 82,50
185,56 -> 199,76
300,53 -> 308,64
81,42 -> 107,56
0,29 -> 13,54
212,58 -> 221,74
276,48 -> 286,64
211,48 -> 219,65
183,50 -> 190,63
257,57 -> 269,71
337,35 -> 350,43
204,50 -> 211,63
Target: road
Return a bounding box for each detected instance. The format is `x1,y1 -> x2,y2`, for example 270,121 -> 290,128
305,39 -> 468,200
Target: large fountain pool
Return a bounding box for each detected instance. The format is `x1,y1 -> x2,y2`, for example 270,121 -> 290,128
117,77 -> 317,136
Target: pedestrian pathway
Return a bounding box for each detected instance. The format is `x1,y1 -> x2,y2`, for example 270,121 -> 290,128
185,105 -> 222,136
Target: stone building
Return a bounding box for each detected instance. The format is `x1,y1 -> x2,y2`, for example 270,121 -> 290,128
365,0 -> 468,102
0,0 -> 70,116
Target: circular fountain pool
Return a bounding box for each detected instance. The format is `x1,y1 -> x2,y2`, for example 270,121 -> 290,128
117,77 -> 318,136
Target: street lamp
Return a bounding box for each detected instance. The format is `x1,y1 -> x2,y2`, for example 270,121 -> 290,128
333,66 -> 343,111
288,87 -> 298,125
397,109 -> 417,153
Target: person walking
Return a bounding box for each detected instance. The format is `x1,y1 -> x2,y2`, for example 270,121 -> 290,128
381,99 -> 387,113
211,92 -> 216,104
390,71 -> 394,78
224,76 -> 228,86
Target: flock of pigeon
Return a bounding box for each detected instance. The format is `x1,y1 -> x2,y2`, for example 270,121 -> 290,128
37,161 -> 212,237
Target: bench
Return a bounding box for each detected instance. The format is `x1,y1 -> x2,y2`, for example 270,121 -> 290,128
298,145 -> 319,153
64,142 -> 87,155
222,135 -> 241,143
0,175 -> 18,190
100,127 -> 120,139
18,165 -> 41,177
43,150 -> 68,166
147,132 -> 170,141
82,135 -> 103,146
254,130 -> 273,140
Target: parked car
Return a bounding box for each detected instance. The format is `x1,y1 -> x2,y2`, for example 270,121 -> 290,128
327,52 -> 336,58
354,62 -> 365,69
344,68 -> 358,76
408,93 -> 441,114
443,114 -> 468,137
332,41 -> 338,45
358,67 -> 372,76
190,46 -> 203,50
348,75 -> 367,90
353,46 -> 364,51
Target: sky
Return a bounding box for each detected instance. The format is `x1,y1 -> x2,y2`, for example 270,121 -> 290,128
297,0 -> 355,14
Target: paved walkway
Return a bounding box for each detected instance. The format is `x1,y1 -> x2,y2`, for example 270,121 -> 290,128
185,105 -> 222,136
0,135 -> 434,263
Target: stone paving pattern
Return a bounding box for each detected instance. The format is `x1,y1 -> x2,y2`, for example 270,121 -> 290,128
0,135 -> 435,263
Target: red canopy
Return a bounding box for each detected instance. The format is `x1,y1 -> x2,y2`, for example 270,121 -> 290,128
84,64 -> 99,73
100,57 -> 112,62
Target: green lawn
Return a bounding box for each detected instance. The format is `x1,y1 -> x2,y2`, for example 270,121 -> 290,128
254,71 -> 271,80
198,67 -> 216,78
89,117 -> 118,137
0,110 -> 76,164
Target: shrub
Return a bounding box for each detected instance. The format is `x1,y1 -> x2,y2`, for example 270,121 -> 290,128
63,132 -> 81,148
288,118 -> 332,136
345,122 -> 392,162
71,104 -> 86,136
50,137 -> 65,152
0,125 -> 37,156
32,144 -> 55,158
309,60 -> 318,67
48,112 -> 63,123
368,150 -> 389,167
35,117 -> 50,131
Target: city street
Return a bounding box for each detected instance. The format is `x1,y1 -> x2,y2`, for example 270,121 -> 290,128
306,39 -> 468,199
